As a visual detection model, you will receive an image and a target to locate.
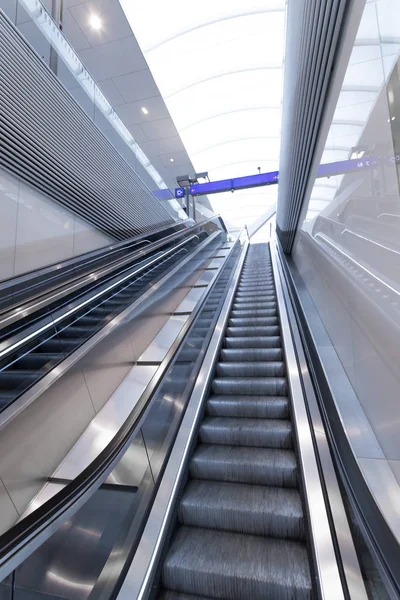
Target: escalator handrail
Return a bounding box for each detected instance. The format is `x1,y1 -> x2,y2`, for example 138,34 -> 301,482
0,217 -> 220,328
0,230 -> 242,581
0,219 -> 191,295
314,232 -> 400,299
0,234 -> 199,362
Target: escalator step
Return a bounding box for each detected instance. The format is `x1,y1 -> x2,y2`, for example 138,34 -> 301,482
206,395 -> 289,419
230,309 -> 276,318
162,527 -> 311,600
0,370 -> 43,389
158,592 -> 212,600
58,326 -> 97,338
233,296 -> 276,305
190,444 -> 298,487
179,480 -> 304,539
216,361 -> 285,377
226,326 -> 280,337
220,348 -> 283,362
225,336 -> 281,349
199,417 -> 292,448
12,353 -> 60,370
228,317 -> 278,327
212,377 -> 287,396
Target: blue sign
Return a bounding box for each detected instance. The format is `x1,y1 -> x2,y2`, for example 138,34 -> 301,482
175,187 -> 186,199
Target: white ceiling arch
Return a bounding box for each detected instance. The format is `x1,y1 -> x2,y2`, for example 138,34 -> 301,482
119,0 -> 287,229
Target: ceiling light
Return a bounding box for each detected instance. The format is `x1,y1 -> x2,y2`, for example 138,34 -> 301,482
88,14 -> 102,30
141,107 -> 149,115
392,116 -> 396,121
170,158 -> 174,162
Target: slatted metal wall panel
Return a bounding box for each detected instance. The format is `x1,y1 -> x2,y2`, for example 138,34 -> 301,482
276,0 -> 357,253
0,12 -> 174,240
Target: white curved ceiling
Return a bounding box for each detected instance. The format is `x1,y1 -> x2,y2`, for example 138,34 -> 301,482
119,0 -> 286,229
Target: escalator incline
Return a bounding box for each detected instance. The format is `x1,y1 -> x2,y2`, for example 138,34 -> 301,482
158,243 -> 312,600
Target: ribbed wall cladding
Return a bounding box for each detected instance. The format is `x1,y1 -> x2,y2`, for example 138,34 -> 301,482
0,12 -> 174,240
276,0 -> 354,253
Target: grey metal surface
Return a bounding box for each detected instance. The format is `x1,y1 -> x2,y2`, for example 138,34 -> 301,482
0,12 -> 173,240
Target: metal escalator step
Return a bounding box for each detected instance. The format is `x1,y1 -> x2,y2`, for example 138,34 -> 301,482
12,353 -> 60,369
216,361 -> 285,377
232,302 -> 277,311
237,286 -> 275,293
234,296 -> 276,305
159,591 -> 213,600
206,395 -> 289,419
199,417 -> 292,448
37,338 -> 85,352
162,527 -> 311,600
225,336 -> 281,349
190,444 -> 298,487
220,348 -> 282,362
233,297 -> 276,306
228,318 -> 278,327
240,277 -> 274,284
230,309 -> 276,318
226,326 -> 280,337
179,480 -> 304,539
58,325 -> 97,338
0,370 -> 43,389
212,377 -> 287,396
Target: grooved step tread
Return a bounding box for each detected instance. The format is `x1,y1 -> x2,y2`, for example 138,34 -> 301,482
212,377 -> 287,396
190,444 -> 298,487
162,527 -> 312,600
199,417 -> 292,449
179,480 -> 304,539
216,361 -> 285,377
206,395 -> 289,419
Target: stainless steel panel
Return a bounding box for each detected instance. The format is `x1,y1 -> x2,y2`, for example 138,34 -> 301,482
173,287 -> 205,313
137,316 -> 189,363
358,458 -> 400,546
0,364 -> 96,523
53,366 -> 157,482
0,478 -> 19,534
389,460 -> 400,487
194,270 -> 215,286
81,327 -> 135,413
21,483 -> 66,520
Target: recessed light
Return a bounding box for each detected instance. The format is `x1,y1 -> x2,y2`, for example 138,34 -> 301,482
89,14 -> 102,30
392,116 -> 396,121
170,158 -> 174,162
141,107 -> 149,115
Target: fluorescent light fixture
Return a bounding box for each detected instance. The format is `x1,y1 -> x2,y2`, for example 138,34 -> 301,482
141,107 -> 149,115
119,0 -> 287,228
89,14 -> 102,30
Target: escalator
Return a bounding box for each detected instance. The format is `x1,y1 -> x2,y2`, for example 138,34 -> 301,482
0,243 -> 192,411
158,243 -> 312,600
0,238 -> 375,600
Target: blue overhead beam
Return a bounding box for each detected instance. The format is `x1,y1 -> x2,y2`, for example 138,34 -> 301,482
187,154 -> 395,197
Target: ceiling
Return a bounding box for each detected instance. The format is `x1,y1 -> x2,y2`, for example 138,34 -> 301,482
58,0 -> 199,196
119,0 -> 287,229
